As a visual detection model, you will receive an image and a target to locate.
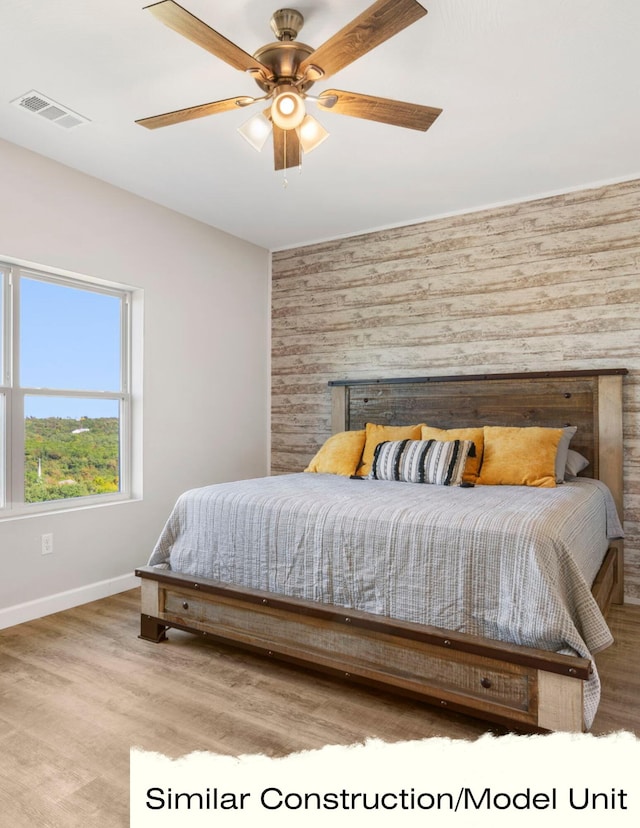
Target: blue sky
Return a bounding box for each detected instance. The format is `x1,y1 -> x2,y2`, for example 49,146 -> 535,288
20,276 -> 122,419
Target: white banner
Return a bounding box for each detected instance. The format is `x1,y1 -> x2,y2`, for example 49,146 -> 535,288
130,732 -> 639,827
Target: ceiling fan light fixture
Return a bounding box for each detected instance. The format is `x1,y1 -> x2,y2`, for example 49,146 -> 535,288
296,114 -> 329,154
238,111 -> 272,152
271,85 -> 306,130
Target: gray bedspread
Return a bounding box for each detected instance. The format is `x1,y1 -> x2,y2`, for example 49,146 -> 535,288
148,474 -> 623,727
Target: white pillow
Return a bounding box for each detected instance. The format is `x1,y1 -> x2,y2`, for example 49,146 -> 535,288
564,449 -> 589,478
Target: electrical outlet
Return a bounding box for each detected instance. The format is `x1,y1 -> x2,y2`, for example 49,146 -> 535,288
41,533 -> 53,555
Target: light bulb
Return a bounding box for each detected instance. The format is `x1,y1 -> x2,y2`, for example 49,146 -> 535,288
271,86 -> 306,130
279,97 -> 295,115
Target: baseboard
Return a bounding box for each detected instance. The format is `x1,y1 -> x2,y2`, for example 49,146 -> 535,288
0,572 -> 140,630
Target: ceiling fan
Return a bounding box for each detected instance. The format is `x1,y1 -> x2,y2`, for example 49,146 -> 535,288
136,0 -> 442,170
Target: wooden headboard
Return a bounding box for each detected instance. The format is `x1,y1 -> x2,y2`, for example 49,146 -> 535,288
330,368 -> 626,570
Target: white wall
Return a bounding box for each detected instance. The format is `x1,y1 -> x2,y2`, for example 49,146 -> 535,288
0,138 -> 270,624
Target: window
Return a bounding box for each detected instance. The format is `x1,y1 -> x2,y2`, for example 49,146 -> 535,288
1,262 -> 134,515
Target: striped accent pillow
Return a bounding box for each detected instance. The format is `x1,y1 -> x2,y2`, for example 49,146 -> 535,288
369,439 -> 474,486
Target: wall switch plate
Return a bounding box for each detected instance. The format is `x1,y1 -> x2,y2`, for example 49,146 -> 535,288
41,533 -> 53,555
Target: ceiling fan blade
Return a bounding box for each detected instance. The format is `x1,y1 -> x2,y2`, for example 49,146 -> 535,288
318,89 -> 442,131
299,0 -> 427,80
144,0 -> 273,77
136,96 -> 252,129
272,125 -> 301,171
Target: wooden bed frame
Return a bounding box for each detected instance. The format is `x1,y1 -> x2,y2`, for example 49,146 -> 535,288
136,368 -> 627,733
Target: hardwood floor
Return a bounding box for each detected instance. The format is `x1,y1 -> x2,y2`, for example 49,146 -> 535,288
1,589 -> 638,827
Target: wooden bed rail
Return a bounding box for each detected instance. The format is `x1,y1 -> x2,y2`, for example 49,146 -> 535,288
136,565 -> 589,733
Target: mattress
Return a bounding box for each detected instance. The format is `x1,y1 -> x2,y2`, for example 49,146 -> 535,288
149,473 -> 623,726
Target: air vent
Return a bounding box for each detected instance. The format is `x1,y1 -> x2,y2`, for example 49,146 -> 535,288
11,91 -> 90,129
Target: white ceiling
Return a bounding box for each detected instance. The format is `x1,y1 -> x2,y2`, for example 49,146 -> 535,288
1,0 -> 639,251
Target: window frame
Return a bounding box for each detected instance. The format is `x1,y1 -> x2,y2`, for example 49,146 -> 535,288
0,261 -> 134,517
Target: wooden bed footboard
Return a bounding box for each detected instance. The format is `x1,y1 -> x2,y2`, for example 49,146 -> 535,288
136,565 -> 590,733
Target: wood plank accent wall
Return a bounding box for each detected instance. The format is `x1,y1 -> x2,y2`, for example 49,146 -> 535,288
271,178 -> 640,602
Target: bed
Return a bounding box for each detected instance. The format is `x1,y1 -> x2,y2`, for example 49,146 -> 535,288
136,369 -> 626,733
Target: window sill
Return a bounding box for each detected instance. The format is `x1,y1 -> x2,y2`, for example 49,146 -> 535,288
0,493 -> 142,523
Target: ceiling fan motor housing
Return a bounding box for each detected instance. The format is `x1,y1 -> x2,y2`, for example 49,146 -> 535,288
252,41 -> 315,91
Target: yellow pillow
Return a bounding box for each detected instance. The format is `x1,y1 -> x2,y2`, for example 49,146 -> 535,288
304,430 -> 366,476
477,426 -> 563,488
358,423 -> 424,477
421,425 -> 484,483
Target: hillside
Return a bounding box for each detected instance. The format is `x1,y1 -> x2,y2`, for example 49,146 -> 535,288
25,416 -> 119,502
